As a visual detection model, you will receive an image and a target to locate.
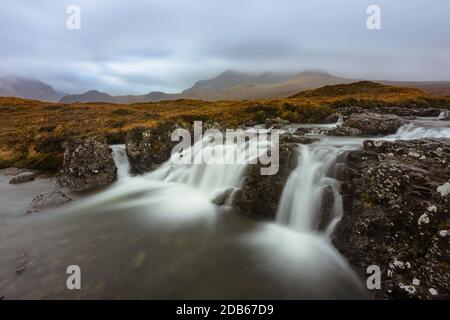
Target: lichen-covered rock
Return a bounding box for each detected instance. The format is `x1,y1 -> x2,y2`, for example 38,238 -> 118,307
26,190 -> 72,214
232,143 -> 298,219
126,122 -> 193,174
9,172 -> 35,184
333,138 -> 450,299
343,113 -> 405,135
57,138 -> 117,191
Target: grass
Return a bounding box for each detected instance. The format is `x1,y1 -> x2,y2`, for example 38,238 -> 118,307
0,81 -> 449,172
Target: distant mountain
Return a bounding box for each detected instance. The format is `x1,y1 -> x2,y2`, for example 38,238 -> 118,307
57,70 -> 450,104
59,70 -> 351,103
0,76 -> 65,102
59,90 -> 116,103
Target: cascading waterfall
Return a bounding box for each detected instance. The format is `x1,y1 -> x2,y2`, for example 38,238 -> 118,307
276,117 -> 450,234
148,130 -> 272,198
111,144 -> 131,180
276,138 -> 360,233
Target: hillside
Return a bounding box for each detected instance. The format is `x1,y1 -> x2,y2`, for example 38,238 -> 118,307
1,81 -> 449,172
0,76 -> 65,102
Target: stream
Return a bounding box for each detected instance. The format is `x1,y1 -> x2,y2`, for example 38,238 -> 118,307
0,116 -> 448,299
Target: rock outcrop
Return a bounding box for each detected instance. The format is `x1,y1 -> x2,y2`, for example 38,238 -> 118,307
125,122 -> 193,174
342,113 -> 405,135
57,138 -> 117,191
333,138 -> 450,299
232,142 -> 298,219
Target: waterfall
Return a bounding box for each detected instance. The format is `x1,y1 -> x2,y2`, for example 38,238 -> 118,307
148,131 -> 272,198
111,144 -> 131,180
276,138 -> 362,234
387,121 -> 450,140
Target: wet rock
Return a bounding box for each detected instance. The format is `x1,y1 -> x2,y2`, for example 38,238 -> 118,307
324,113 -> 341,123
57,138 -> 117,191
342,113 -> 405,135
279,132 -> 319,144
9,172 -> 35,184
326,126 -> 362,137
333,138 -> 450,299
233,143 -> 298,219
318,186 -> 335,231
26,190 -> 72,214
265,117 -> 289,129
212,188 -> 234,206
126,122 -> 192,174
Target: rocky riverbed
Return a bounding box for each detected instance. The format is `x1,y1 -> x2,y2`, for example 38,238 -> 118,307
0,109 -> 449,299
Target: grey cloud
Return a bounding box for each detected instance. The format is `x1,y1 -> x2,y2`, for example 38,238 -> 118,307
0,0 -> 449,94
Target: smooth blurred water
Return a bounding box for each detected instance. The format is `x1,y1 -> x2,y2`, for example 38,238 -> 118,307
1,117 -> 448,299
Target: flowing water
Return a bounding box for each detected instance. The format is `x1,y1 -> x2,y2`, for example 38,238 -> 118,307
0,117 -> 449,299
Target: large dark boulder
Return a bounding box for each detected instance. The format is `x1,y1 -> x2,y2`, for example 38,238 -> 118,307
125,122 -> 193,174
232,143 -> 298,219
343,113 -> 405,135
57,138 -> 117,191
333,138 -> 450,299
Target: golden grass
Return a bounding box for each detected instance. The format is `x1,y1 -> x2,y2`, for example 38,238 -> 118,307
0,81 -> 448,172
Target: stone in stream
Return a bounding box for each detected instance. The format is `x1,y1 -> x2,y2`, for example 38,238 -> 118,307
57,138 -> 117,191
9,172 -> 35,184
342,112 -> 405,135
333,138 -> 450,300
26,190 -> 72,214
232,143 -> 298,219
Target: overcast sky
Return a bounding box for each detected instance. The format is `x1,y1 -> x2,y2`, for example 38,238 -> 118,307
1,0 -> 449,94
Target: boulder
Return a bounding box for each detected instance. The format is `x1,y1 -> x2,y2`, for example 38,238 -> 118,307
324,113 -> 341,123
326,126 -> 362,137
9,172 -> 35,184
265,117 -> 289,129
26,190 -> 72,214
342,112 -> 405,135
333,138 -> 450,299
126,122 -> 192,174
57,138 -> 117,191
232,143 -> 298,219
